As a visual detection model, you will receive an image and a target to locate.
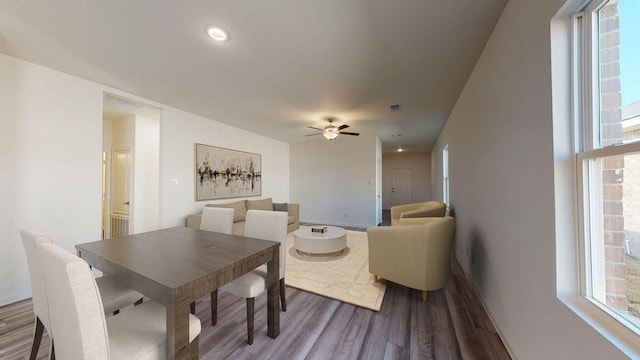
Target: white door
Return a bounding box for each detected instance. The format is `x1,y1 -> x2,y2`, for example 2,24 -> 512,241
112,149 -> 131,216
391,168 -> 411,206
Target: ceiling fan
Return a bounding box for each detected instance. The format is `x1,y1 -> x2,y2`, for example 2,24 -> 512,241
306,118 -> 360,140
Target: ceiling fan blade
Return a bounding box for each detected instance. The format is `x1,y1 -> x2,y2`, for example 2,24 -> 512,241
338,124 -> 350,130
340,131 -> 360,136
305,133 -> 322,137
307,126 -> 323,131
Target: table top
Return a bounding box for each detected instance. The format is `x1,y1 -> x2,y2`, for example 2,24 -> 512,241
294,225 -> 346,240
77,226 -> 281,359
76,226 -> 279,291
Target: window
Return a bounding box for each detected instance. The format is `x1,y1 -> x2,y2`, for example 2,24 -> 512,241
575,0 -> 640,334
443,144 -> 449,205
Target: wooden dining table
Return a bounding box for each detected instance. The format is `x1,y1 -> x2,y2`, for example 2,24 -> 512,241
75,226 -> 280,360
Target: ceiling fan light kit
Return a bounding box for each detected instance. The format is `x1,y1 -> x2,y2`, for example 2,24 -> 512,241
307,118 -> 360,140
323,126 -> 339,140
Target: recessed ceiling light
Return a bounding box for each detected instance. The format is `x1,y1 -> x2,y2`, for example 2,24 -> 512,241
206,26 -> 229,42
397,149 -> 404,152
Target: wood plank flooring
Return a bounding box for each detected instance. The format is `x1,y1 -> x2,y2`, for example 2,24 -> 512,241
0,260 -> 509,360
1,211 -> 510,359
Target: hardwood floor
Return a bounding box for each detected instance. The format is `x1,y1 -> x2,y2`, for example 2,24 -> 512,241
1,211 -> 510,359
0,299 -> 51,360
300,209 -> 391,232
0,260 -> 509,359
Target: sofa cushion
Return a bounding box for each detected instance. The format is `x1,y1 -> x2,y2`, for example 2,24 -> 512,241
207,200 -> 247,223
246,198 -> 273,211
232,222 -> 245,236
273,203 -> 288,212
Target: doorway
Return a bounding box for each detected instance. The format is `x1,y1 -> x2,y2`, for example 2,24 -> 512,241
102,94 -> 161,239
110,149 -> 131,238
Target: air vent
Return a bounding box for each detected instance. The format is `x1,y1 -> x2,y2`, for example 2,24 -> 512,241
389,104 -> 402,112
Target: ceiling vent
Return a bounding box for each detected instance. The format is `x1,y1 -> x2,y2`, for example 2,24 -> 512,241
389,104 -> 402,112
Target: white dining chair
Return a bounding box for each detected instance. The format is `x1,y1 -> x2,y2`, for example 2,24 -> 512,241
36,241 -> 202,359
213,209 -> 288,344
20,229 -> 144,360
200,207 -> 234,234
194,207 -> 235,325
20,230 -> 53,360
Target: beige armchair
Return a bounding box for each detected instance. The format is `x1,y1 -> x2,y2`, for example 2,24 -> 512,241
367,216 -> 455,301
390,200 -> 446,226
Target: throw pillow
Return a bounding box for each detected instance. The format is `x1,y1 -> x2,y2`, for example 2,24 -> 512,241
273,203 -> 288,212
246,198 -> 273,211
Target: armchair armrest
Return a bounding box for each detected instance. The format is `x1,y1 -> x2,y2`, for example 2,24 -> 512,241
397,217 -> 447,226
186,213 -> 202,229
400,206 -> 445,219
287,203 -> 300,232
287,203 -> 299,220
390,203 -> 425,221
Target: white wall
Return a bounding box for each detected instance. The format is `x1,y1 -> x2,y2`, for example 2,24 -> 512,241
376,137 -> 382,225
0,53 -> 103,304
0,52 -> 290,305
290,136 -> 378,228
430,0 -> 628,358
102,119 -> 113,237
382,152 -> 431,209
159,107 -> 290,227
133,113 -> 160,233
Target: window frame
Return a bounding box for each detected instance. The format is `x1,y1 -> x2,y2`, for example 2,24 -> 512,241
573,0 -> 640,346
443,144 -> 449,205
577,143 -> 640,309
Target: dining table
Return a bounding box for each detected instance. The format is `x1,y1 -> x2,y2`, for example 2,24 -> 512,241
75,226 -> 280,360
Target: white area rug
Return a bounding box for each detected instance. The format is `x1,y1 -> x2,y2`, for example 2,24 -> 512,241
285,229 -> 387,311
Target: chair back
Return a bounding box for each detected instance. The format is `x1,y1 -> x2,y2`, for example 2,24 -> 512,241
423,216 -> 455,287
20,229 -> 54,332
201,207 -> 234,234
37,242 -> 110,359
244,210 -> 288,278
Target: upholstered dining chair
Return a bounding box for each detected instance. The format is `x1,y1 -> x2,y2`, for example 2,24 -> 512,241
20,229 -> 144,360
194,207 -> 235,324
36,241 -> 202,359
212,209 -> 288,344
200,207 -> 235,234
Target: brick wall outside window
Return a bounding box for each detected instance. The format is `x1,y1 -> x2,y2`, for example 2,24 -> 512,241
599,2 -> 627,312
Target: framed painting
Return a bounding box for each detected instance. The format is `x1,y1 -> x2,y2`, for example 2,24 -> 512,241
194,143 -> 261,201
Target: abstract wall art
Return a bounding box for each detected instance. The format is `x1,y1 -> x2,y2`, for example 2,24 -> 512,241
194,143 -> 261,201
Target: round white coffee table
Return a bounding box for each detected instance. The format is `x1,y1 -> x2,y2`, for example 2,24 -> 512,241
293,226 -> 347,257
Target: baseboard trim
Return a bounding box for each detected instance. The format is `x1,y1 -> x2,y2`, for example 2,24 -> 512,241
454,254 -> 517,360
0,291 -> 31,308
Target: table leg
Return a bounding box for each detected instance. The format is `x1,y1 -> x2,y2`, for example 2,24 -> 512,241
267,245 -> 280,339
167,287 -> 192,360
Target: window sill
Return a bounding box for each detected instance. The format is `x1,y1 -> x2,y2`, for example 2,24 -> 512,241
558,293 -> 640,358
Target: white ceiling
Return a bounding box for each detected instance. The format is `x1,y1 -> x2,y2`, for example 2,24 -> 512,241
0,0 -> 506,154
